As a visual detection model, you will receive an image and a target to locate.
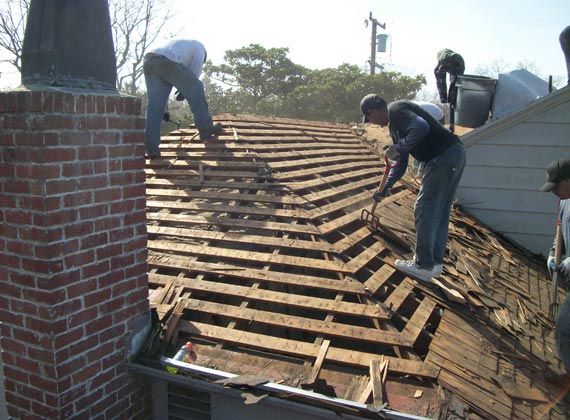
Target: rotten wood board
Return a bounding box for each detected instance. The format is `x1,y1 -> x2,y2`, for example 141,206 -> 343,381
182,299 -> 407,346
178,320 -> 439,378
150,273 -> 388,319
146,188 -> 303,206
148,241 -> 351,274
146,212 -> 322,235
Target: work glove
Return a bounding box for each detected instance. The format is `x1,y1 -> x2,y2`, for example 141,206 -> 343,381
547,255 -> 556,275
163,112 -> 171,122
175,90 -> 185,101
386,145 -> 401,161
373,190 -> 389,203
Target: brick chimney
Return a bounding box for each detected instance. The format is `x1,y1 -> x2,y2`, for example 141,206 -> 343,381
0,1 -> 152,419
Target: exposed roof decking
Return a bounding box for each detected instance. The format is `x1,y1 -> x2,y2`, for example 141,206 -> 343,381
144,114 -> 568,419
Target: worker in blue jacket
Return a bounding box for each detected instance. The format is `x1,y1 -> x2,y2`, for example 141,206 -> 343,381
360,95 -> 466,283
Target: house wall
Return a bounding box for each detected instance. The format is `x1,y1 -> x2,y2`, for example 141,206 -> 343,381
456,97 -> 570,257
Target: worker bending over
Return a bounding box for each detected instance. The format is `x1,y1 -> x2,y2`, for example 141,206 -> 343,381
360,95 -> 466,283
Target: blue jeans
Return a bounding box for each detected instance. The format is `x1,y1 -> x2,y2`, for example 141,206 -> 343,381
143,55 -> 214,156
556,293 -> 570,372
414,142 -> 466,269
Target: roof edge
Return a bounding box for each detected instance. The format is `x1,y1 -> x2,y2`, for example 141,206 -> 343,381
461,85 -> 570,147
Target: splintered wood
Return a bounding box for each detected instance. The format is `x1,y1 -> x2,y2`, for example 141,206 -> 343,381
145,115 -> 566,420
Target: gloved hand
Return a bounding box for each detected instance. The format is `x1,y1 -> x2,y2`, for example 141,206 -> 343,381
386,145 -> 401,161
175,90 -> 185,101
373,190 -> 389,202
547,255 -> 556,275
163,112 -> 171,122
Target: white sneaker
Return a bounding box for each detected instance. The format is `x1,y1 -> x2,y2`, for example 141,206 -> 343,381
433,264 -> 443,278
395,259 -> 437,283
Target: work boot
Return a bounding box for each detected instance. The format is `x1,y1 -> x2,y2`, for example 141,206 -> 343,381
395,258 -> 438,283
200,123 -> 224,140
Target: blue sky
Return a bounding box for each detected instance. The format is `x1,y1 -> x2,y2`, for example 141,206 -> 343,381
1,0 -> 568,93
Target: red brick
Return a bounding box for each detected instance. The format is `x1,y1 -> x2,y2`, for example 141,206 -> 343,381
60,131 -> 91,146
67,306 -> 98,328
79,145 -> 108,160
93,131 -> 121,145
78,116 -> 108,130
108,116 -> 135,130
3,115 -> 29,129
63,94 -> 76,113
121,157 -> 145,172
62,161 -> 95,178
54,327 -> 85,351
64,250 -> 95,269
13,131 -> 46,147
124,212 -> 146,226
84,288 -> 112,308
63,190 -> 93,207
52,92 -> 65,113
50,272 -> 88,297
94,216 -> 121,232
64,220 -> 94,238
34,209 -> 78,227
78,175 -> 109,190
76,95 -> 86,113
85,96 -> 96,113
5,209 -> 33,225
82,260 -> 110,279
18,226 -> 62,242
16,163 -> 61,179
79,204 -> 109,220
94,187 -> 121,202
44,179 -> 78,195
80,232 -> 108,250
30,115 -> 75,130
1,254 -> 21,270
110,254 -> 134,271
122,132 -> 144,145
110,200 -> 135,214
8,272 -> 35,288
85,313 -> 113,336
11,297 -> 39,317
19,196 -> 61,212
29,147 -> 77,163
21,257 -> 64,274
7,240 -> 34,256
22,287 -> 66,305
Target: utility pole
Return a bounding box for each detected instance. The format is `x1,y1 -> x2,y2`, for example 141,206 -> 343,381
367,12 -> 386,75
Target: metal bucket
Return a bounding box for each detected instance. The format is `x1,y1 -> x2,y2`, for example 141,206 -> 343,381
454,75 -> 497,128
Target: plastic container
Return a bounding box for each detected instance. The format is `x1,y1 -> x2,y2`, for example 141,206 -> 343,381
173,341 -> 193,362
454,74 -> 497,128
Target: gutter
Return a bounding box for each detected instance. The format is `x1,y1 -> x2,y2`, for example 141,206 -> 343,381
135,356 -> 434,420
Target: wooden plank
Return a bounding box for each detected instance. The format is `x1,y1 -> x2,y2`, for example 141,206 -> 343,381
146,212 -> 321,235
145,168 -> 261,179
344,241 -> 387,273
334,226 -> 374,254
148,241 -> 351,274
309,340 -> 330,383
146,188 -> 302,206
146,200 -> 312,220
147,225 -> 337,253
178,321 -> 438,378
364,265 -> 398,295
145,178 -> 287,191
303,175 -> 381,203
317,209 -> 362,235
384,279 -> 415,313
150,273 -> 388,319
269,154 -> 379,170
370,358 -> 388,407
309,190 -> 377,220
183,299 -> 405,345
288,168 -> 379,192
401,298 -> 437,345
148,253 -> 366,294
274,161 -> 380,181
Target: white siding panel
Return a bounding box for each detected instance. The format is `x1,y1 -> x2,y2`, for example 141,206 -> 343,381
528,102 -> 570,124
456,187 -> 558,213
459,166 -> 546,190
465,144 -> 562,168
502,232 -> 554,257
471,123 -> 570,146
464,207 -> 557,237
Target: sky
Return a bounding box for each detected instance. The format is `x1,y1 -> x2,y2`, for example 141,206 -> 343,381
1,0 -> 568,95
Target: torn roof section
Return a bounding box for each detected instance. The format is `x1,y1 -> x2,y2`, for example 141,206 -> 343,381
142,114 -> 568,420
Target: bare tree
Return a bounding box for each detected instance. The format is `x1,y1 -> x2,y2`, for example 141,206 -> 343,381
111,0 -> 180,94
0,0 -> 29,72
0,0 -> 178,93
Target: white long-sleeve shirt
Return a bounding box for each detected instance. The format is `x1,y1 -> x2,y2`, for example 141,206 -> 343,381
150,39 -> 206,77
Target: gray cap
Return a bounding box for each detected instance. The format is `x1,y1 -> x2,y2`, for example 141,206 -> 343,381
540,158 -> 570,192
